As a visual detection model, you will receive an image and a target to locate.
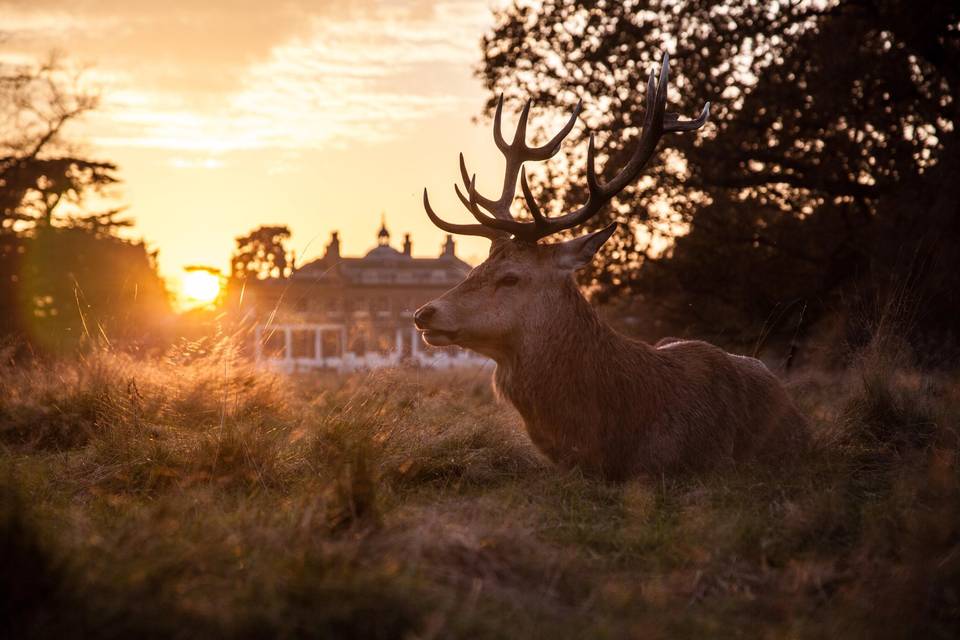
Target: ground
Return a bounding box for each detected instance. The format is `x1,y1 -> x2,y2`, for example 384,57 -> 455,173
1,336 -> 958,639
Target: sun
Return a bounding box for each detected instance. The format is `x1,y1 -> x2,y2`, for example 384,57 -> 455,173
181,268 -> 221,306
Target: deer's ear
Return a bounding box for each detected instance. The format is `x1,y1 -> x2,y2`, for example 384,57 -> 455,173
554,222 -> 618,270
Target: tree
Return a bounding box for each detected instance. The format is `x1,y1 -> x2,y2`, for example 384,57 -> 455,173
480,0 -> 959,354
0,53 -> 119,229
231,225 -> 292,280
0,54 -> 171,350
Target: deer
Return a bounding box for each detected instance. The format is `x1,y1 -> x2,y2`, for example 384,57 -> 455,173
414,54 -> 809,481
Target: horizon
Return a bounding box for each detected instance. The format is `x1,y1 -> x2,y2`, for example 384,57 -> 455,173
1,0 -> 515,302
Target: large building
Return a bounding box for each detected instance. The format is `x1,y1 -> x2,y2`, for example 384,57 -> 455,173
235,220 -> 490,372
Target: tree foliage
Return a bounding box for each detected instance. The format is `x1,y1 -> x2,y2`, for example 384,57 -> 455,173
480,0 -> 959,355
16,224 -> 171,351
0,54 -> 170,350
231,225 -> 292,281
0,54 -> 119,229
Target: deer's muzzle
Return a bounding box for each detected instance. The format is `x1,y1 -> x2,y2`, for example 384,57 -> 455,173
414,303 -> 460,346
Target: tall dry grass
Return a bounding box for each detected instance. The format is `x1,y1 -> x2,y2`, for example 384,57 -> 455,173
1,332 -> 958,639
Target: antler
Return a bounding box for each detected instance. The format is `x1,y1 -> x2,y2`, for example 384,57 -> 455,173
422,92 -> 581,242
423,53 -> 710,243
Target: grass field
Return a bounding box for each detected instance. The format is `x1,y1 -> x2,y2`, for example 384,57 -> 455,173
2,336 -> 958,639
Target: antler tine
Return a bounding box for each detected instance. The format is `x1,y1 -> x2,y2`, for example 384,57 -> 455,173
492,94 -> 509,153
457,153 -> 499,214
422,188 -> 505,241
513,99 -> 532,146
458,153 -> 471,195
664,101 -> 711,132
465,175 -> 490,225
519,166 -> 547,225
642,68 -> 657,131
530,99 -> 583,160
585,133 -> 602,196
653,52 -> 669,124
453,183 -> 471,212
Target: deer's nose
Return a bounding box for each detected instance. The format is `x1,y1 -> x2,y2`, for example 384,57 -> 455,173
414,305 -> 436,329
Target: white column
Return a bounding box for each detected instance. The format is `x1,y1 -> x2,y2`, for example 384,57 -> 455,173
413,326 -> 425,365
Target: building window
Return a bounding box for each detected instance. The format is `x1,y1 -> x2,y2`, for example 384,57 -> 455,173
373,328 -> 395,355
321,330 -> 342,358
347,297 -> 367,314
263,330 -> 286,359
372,297 -> 390,316
348,326 -> 367,356
291,329 -> 316,359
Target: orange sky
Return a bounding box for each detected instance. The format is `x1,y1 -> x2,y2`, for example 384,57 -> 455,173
1,0 -> 523,298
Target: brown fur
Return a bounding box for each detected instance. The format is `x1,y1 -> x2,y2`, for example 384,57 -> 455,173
416,237 -> 809,481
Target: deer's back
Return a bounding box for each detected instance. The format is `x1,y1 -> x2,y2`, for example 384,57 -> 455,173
650,339 -> 809,469
495,335 -> 808,480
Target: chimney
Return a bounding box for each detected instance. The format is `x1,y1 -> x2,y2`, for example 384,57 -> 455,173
402,233 -> 412,256
325,231 -> 341,260
442,234 -> 456,258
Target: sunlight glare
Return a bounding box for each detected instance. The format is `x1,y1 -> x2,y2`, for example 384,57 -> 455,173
182,269 -> 221,305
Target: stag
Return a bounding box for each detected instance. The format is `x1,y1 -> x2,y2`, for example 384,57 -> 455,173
415,54 -> 809,480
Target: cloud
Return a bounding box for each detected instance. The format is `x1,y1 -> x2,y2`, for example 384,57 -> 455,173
169,157 -> 224,170
1,0 -> 496,151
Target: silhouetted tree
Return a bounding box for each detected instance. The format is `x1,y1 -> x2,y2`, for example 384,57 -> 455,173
231,225 -> 292,280
0,54 -> 119,228
0,54 -> 170,350
481,0 -> 959,355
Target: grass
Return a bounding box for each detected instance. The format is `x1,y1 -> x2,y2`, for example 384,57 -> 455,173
1,335 -> 958,639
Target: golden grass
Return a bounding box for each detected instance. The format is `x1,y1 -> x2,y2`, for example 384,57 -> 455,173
1,337 -> 958,639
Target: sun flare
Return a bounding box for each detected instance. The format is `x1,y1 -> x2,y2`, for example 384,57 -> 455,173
181,268 -> 221,305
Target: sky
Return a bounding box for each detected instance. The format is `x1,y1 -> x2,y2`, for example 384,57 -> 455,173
1,0 -> 516,298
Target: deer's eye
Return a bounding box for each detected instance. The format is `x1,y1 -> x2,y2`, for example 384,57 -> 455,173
496,274 -> 520,288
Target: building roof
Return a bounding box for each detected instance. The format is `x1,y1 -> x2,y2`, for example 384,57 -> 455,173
292,220 -> 471,286
363,244 -> 404,259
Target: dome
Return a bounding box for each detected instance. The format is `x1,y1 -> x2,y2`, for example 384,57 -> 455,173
363,244 -> 405,259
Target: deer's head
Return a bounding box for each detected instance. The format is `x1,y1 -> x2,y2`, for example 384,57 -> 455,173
414,54 -> 709,360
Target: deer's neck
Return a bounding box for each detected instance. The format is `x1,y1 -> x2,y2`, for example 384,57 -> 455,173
494,280 -> 658,416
